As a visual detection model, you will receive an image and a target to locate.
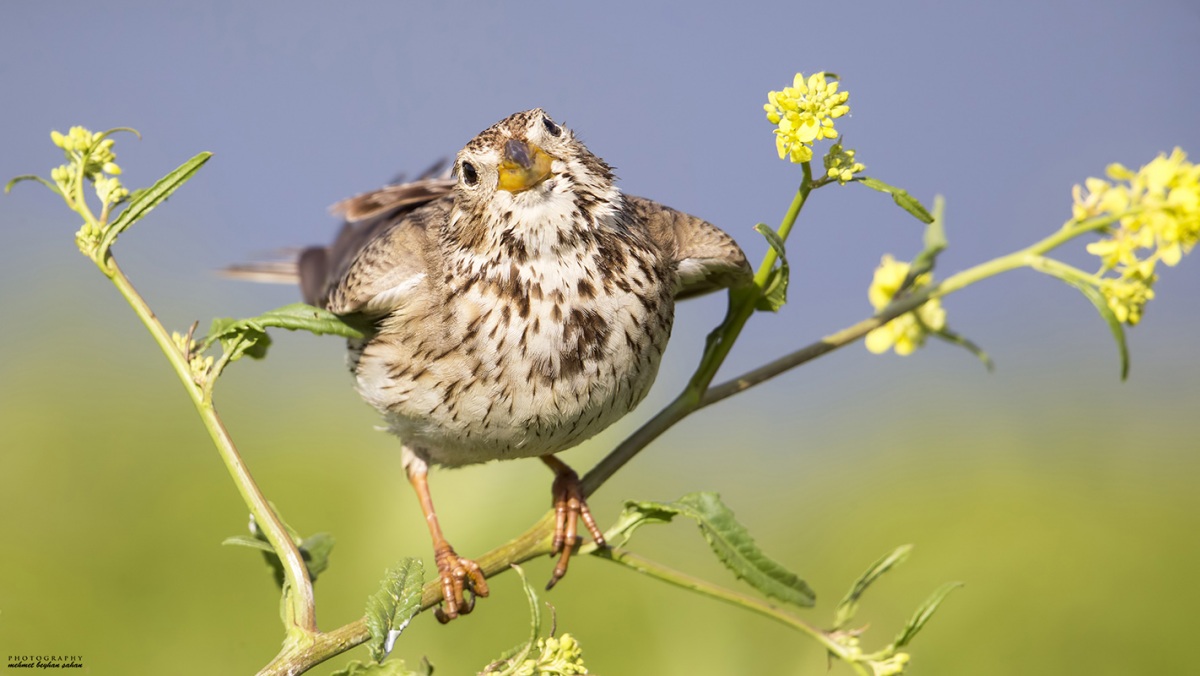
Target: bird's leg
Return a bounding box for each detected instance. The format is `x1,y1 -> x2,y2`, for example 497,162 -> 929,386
541,454 -> 606,590
405,461 -> 489,623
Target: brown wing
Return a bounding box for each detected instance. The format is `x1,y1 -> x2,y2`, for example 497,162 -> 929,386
225,177 -> 454,314
310,186 -> 453,316
625,195 -> 753,299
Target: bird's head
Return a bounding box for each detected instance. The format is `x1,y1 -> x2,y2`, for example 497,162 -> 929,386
449,110 -> 619,249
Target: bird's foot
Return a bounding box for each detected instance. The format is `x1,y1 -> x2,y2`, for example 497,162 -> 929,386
432,543 -> 489,623
546,459 -> 606,590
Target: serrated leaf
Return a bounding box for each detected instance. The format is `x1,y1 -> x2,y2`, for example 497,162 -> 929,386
225,303 -> 367,337
212,321 -> 271,363
103,151 -> 212,242
618,493 -> 815,608
833,544 -> 912,630
753,223 -> 790,312
5,174 -> 61,196
893,581 -> 963,649
1033,262 -> 1130,379
856,176 -> 934,224
205,303 -> 365,362
365,559 -> 425,662
514,564 -> 543,642
331,658 -> 433,676
484,564 -> 543,675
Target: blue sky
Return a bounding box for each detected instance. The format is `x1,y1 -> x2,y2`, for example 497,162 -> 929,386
4,1 -> 1199,471
5,1 -> 1197,361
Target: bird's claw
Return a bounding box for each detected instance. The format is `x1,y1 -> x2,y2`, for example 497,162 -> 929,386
432,545 -> 489,623
547,464 -> 606,590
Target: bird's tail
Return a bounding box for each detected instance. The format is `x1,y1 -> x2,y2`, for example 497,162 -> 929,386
220,249 -> 302,285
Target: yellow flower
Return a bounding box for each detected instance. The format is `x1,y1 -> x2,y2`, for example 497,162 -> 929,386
865,255 -> 946,356
764,72 -> 851,164
46,126 -> 129,207
824,141 -> 864,184
1099,271 -> 1156,326
870,652 -> 911,676
1077,148 -> 1200,273
511,633 -> 588,675
868,254 -> 909,311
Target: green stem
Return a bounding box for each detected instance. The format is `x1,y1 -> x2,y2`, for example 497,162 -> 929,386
98,253 -> 318,635
586,164 -> 815,494
696,162 -> 813,391
755,162 -> 812,286
593,547 -> 871,676
931,214 -> 1114,298
71,155 -> 98,226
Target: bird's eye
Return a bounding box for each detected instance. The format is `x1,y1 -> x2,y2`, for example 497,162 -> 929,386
460,161 -> 478,186
542,116 -> 562,137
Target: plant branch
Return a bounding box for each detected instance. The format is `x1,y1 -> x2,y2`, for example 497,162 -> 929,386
592,546 -> 872,676
100,253 -> 318,635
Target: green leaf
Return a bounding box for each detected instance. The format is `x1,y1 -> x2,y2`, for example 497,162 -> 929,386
214,303 -> 367,337
907,196 -> 948,281
1032,260 -> 1130,379
1075,280 -> 1130,380
365,559 -> 426,662
833,544 -> 912,630
103,151 -> 212,243
300,532 -> 336,581
331,658 -> 433,676
96,126 -> 142,141
484,564 -> 544,674
893,581 -> 963,649
605,500 -> 684,545
4,174 -> 61,196
212,322 -> 271,363
204,303 -> 366,362
923,196 -> 948,252
931,326 -> 994,371
224,517 -> 335,586
856,176 -> 935,224
617,492 -> 815,608
514,564 -> 543,644
221,535 -> 276,554
753,223 -> 790,312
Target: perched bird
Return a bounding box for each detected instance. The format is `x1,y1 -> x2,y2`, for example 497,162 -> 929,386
229,109 -> 752,621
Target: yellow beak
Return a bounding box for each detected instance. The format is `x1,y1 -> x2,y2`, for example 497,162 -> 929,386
496,139 -> 554,193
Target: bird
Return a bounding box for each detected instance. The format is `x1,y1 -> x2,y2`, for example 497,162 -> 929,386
228,109 -> 752,621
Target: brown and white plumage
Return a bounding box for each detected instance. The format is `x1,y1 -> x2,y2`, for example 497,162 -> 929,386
228,109 -> 751,620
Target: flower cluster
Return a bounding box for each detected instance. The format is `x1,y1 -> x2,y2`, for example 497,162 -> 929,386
172,331 -> 212,385
1073,148 -> 1199,325
869,652 -> 912,676
864,255 -> 946,356
49,126 -> 129,208
764,72 -> 850,164
506,633 -> 588,675
824,140 -> 865,184
831,632 -> 911,676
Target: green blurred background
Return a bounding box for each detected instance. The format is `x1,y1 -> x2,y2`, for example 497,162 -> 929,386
2,2 -> 1198,674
